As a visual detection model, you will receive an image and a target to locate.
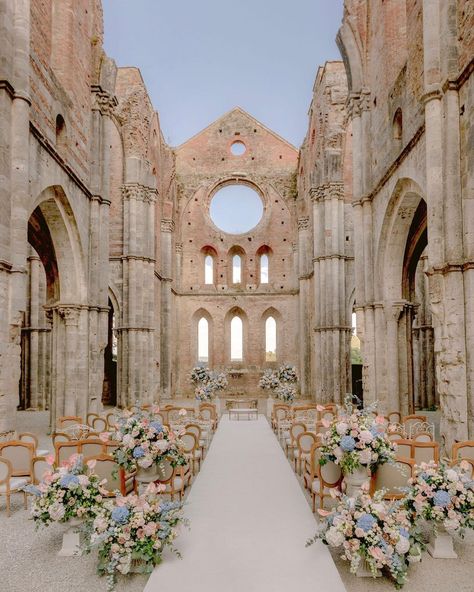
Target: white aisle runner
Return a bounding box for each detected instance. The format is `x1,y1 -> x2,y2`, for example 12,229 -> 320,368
144,415 -> 347,592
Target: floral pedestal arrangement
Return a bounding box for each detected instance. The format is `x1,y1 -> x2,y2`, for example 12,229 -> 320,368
136,462 -> 168,484
58,517 -> 83,557
356,557 -> 381,578
427,524 -> 458,559
344,465 -> 370,498
266,395 -> 274,419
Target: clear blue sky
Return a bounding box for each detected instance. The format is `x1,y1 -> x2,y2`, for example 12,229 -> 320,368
102,0 -> 344,147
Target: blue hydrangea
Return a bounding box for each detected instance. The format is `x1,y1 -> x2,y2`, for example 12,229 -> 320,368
378,539 -> 388,551
399,528 -> 410,538
370,426 -> 380,437
160,501 -> 180,513
111,506 -> 130,524
391,553 -> 402,569
59,474 -> 80,488
150,421 -> 163,433
340,435 -> 356,452
433,490 -> 451,507
356,513 -> 376,532
132,446 -> 145,458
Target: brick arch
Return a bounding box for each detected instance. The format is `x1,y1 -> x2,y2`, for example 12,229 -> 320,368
201,245 -> 218,286
191,308 -> 214,367
256,245 -> 273,285
227,245 -> 247,285
224,306 -> 248,365
261,307 -> 282,365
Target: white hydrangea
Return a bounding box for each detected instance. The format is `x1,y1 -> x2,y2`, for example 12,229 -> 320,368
325,527 -> 345,547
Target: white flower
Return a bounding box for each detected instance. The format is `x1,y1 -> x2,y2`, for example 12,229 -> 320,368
326,527 -> 345,547
444,518 -> 460,532
359,448 -> 372,465
445,469 -> 458,482
336,422 -> 348,436
395,537 -> 410,554
155,440 -> 170,452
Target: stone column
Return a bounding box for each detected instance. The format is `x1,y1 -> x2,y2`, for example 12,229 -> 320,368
57,306 -> 81,417
297,215 -> 312,397
160,218 -> 174,400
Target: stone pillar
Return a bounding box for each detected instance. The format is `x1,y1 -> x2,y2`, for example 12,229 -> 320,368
160,218 -> 174,400
297,215 -> 312,397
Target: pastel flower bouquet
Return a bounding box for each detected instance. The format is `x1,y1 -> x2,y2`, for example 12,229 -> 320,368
277,363 -> 298,383
83,483 -> 187,592
274,383 -> 297,402
259,364 -> 298,402
259,368 -> 280,391
190,366 -> 211,385
26,454 -> 107,527
112,410 -> 186,473
307,487 -> 424,588
190,367 -> 228,401
404,461 -> 474,535
320,402 -> 395,475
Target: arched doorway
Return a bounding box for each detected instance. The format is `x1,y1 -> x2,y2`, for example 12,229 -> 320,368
102,297 -> 118,406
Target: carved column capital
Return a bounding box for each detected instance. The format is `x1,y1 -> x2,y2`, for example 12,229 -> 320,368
91,86 -> 118,116
175,242 -> 183,253
161,219 -> 175,233
297,216 -> 310,231
57,306 -> 80,326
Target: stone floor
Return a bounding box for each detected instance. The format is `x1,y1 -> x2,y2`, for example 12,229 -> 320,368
1,410 -> 474,592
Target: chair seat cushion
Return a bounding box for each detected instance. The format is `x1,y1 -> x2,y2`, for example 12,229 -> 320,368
0,477 -> 29,493
37,449 -> 49,457
311,480 -> 321,494
164,477 -> 183,492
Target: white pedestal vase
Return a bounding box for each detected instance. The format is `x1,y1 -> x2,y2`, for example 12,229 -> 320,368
266,396 -> 274,420
356,557 -> 382,578
58,517 -> 83,557
136,462 -> 168,484
215,396 -> 221,419
343,465 -> 370,498
427,523 -> 458,559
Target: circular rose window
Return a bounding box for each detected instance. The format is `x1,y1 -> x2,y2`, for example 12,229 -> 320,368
230,141 -> 246,156
210,184 -> 263,234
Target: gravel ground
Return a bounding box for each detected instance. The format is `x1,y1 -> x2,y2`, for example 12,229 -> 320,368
2,411 -> 474,592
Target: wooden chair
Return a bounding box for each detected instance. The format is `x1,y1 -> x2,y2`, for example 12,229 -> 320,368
181,432 -> 199,476
286,422 -> 306,459
80,438 -> 106,458
294,432 -> 318,475
393,439 -> 413,459
31,456 -> 50,485
0,458 -> 28,517
317,457 -> 342,510
57,416 -> 83,430
0,441 -> 34,480
317,409 -> 336,423
153,459 -> 188,501
412,441 -> 439,464
387,411 -> 402,424
412,431 -> 433,442
372,457 -> 414,500
450,458 -> 474,478
402,414 -> 427,432
200,404 -> 217,430
271,405 -> 290,432
314,421 -> 330,438
452,441 -> 474,462
52,432 -> 72,446
92,417 -> 107,433
84,454 -> 136,497
18,432 -> 49,457
186,424 -> 206,459
105,412 -> 119,430
86,413 -> 100,427
54,441 -> 80,465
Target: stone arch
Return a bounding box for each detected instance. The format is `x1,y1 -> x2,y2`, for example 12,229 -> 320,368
336,20 -> 365,92
256,245 -> 272,285
228,246 -> 246,285
29,185 -> 86,304
224,306 -> 248,364
201,245 -> 218,286
191,308 -> 214,367
261,307 -> 282,364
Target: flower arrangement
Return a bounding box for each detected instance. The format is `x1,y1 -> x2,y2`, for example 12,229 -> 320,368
25,454 -> 107,527
190,367 -> 228,400
112,409 -> 186,473
190,366 -> 211,385
84,483 -> 186,592
404,461 -> 474,535
259,364 -> 298,402
320,403 -> 395,475
307,487 -> 424,588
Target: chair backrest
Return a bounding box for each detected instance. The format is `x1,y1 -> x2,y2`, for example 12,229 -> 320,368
373,457 -> 414,499
92,417 -> 107,433
52,432 -> 72,445
84,454 -> 120,495
387,411 -> 401,424
308,443 -> 321,475
86,413 -> 99,427
18,432 -> 38,450
105,412 -> 118,429
413,441 -> 439,464
394,439 -> 413,458
388,432 -> 404,442
181,432 -> 198,454
186,423 -> 202,440
413,432 -> 433,442
55,441 -> 80,465
402,415 -> 427,431
318,409 -> 336,422
152,412 -> 166,424
274,406 -> 290,421
315,421 -> 330,436
450,458 -> 474,478
200,408 -> 213,422
296,432 -> 318,454
320,459 -> 342,489
452,441 -> 474,461
80,439 -> 106,458
290,422 -> 306,443
0,458 -> 12,486
0,441 -> 34,477
156,458 -> 174,483
104,441 -> 120,455
57,416 -> 82,429
32,456 -> 50,484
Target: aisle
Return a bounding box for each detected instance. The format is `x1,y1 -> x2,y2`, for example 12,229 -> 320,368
144,415 -> 347,592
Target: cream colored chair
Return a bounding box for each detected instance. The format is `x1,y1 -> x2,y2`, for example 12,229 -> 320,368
105,412 -> 119,430
92,417 -> 107,433
18,432 -> 49,457
413,431 -> 433,442
317,458 -> 342,510
54,441 -> 80,466
57,416 -> 83,429
52,431 -> 71,446
452,441 -> 474,462
394,439 -> 413,458
387,411 -> 402,424
0,458 -> 28,517
0,441 -> 34,480
450,458 -> 474,478
186,423 -> 206,458
180,432 -> 199,478
84,454 -> 135,497
86,413 -> 100,427
412,441 -> 439,464
154,459 -> 188,501
294,432 -> 318,475
272,405 -> 290,432
402,414 -> 427,433
286,422 -> 306,459
31,456 -> 50,485
372,457 -> 414,500
80,438 -> 106,458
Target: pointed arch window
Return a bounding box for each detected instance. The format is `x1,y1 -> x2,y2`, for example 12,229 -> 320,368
230,316 -> 243,361
265,316 -> 277,361
198,317 -> 209,363
232,255 -> 242,284
204,255 -> 214,284
260,254 -> 269,284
